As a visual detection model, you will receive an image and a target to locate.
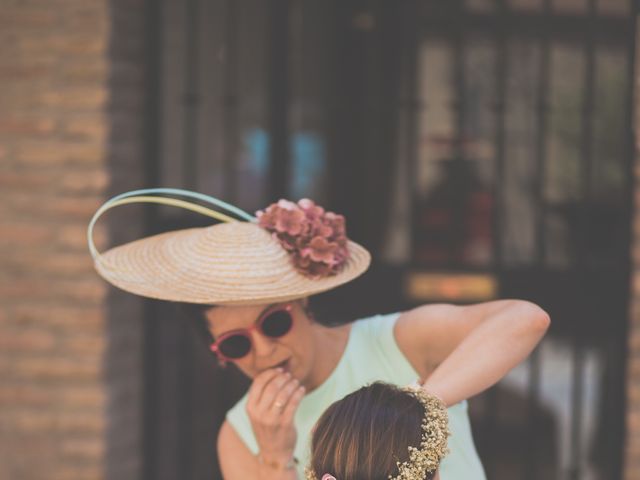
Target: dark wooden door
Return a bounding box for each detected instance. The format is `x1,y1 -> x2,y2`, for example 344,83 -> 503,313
141,1 -> 636,479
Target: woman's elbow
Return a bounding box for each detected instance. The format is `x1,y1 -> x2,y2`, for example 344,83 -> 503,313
516,301 -> 551,335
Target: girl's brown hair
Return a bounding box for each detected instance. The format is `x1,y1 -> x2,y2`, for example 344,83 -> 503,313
309,382 -> 437,480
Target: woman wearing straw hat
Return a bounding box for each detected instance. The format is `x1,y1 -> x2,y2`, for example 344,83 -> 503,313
89,189 -> 550,480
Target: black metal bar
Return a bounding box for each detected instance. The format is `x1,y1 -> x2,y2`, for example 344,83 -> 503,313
267,0 -> 292,201
526,3 -> 551,475
492,0 -> 507,273
568,340 -> 585,480
222,0 -> 238,203
533,0 -> 551,267
452,2 -> 465,161
405,0 -> 420,263
142,0 -> 163,478
451,1 -> 466,266
182,0 -> 200,190
178,1 -> 200,476
483,3 -> 508,477
524,349 -> 542,480
568,2 -> 597,478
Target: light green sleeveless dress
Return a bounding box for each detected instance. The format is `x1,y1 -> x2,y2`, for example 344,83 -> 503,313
227,312 -> 487,479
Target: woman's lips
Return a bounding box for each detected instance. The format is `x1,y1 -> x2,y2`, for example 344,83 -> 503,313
260,358 -> 292,375
277,359 -> 290,371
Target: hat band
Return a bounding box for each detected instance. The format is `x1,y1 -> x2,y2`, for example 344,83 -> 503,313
87,188 -> 256,266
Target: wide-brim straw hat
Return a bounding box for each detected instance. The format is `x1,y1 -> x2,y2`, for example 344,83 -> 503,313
89,189 -> 371,306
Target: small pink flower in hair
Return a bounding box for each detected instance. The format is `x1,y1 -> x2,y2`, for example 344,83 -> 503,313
321,475 -> 337,480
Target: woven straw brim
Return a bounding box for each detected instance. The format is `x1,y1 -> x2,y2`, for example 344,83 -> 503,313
94,222 -> 371,305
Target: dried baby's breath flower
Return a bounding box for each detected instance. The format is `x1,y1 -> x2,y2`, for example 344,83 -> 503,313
305,387 -> 451,480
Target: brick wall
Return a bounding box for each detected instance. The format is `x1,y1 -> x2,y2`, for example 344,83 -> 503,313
103,1 -> 147,479
0,1 -> 147,479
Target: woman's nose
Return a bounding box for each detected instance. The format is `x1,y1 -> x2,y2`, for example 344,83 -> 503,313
251,331 -> 277,358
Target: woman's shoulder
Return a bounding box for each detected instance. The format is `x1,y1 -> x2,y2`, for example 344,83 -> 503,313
351,310 -> 403,336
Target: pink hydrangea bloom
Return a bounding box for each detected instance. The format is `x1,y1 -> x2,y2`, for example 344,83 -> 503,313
256,198 -> 350,278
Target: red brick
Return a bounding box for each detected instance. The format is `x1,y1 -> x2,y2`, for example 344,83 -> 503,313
16,142 -> 104,166
61,118 -> 108,142
0,277 -> 106,303
0,10 -> 58,29
57,223 -> 106,251
60,438 -> 104,460
61,62 -> 109,83
59,169 -> 109,193
11,305 -> 105,331
0,328 -> 57,352
10,357 -> 101,381
48,465 -> 104,480
0,64 -> 55,81
0,278 -> 50,300
44,197 -> 104,219
0,116 -> 56,136
16,35 -> 108,56
0,223 -> 53,247
62,335 -> 105,355
36,88 -> 108,110
0,385 -> 50,407
0,1 -> 113,478
29,253 -> 95,276
58,387 -> 105,409
53,278 -> 108,303
0,170 -> 55,190
6,410 -> 105,434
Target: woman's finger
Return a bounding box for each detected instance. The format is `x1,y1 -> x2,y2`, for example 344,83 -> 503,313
256,372 -> 292,410
247,368 -> 281,410
281,385 -> 305,423
269,378 -> 300,413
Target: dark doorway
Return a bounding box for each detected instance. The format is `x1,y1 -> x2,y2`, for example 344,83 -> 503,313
140,1 -> 636,479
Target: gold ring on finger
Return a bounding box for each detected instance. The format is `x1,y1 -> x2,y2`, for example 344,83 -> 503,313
274,401 -> 285,410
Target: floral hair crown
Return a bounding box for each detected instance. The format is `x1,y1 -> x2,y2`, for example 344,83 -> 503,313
392,386 -> 450,479
305,387 -> 450,480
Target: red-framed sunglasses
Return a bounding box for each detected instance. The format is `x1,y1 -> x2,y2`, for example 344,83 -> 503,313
210,304 -> 294,361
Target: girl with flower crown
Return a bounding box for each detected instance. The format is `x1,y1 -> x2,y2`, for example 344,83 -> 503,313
88,190 -> 550,480
306,382 -> 450,480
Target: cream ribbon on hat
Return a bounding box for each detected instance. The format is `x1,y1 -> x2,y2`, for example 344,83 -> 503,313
87,187 -> 256,270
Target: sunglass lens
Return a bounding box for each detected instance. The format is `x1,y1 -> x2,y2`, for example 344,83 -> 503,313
218,334 -> 251,359
261,310 -> 293,338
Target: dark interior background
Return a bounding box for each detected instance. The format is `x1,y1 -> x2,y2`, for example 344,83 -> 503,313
139,1 -> 637,479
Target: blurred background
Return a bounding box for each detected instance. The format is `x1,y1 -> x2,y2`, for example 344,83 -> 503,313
0,0 -> 638,479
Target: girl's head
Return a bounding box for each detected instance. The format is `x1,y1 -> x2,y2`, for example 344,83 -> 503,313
307,382 -> 450,480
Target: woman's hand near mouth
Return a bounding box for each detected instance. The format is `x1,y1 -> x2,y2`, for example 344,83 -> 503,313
247,368 -> 306,478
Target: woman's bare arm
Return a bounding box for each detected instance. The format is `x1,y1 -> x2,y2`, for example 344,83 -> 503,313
218,421 -> 298,479
395,299 -> 550,405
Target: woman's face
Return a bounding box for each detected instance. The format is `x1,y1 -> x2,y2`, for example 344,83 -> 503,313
204,300 -> 317,384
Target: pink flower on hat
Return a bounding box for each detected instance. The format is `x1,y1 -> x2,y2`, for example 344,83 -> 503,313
274,207 -> 305,236
302,237 -> 339,264
256,199 -> 350,279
